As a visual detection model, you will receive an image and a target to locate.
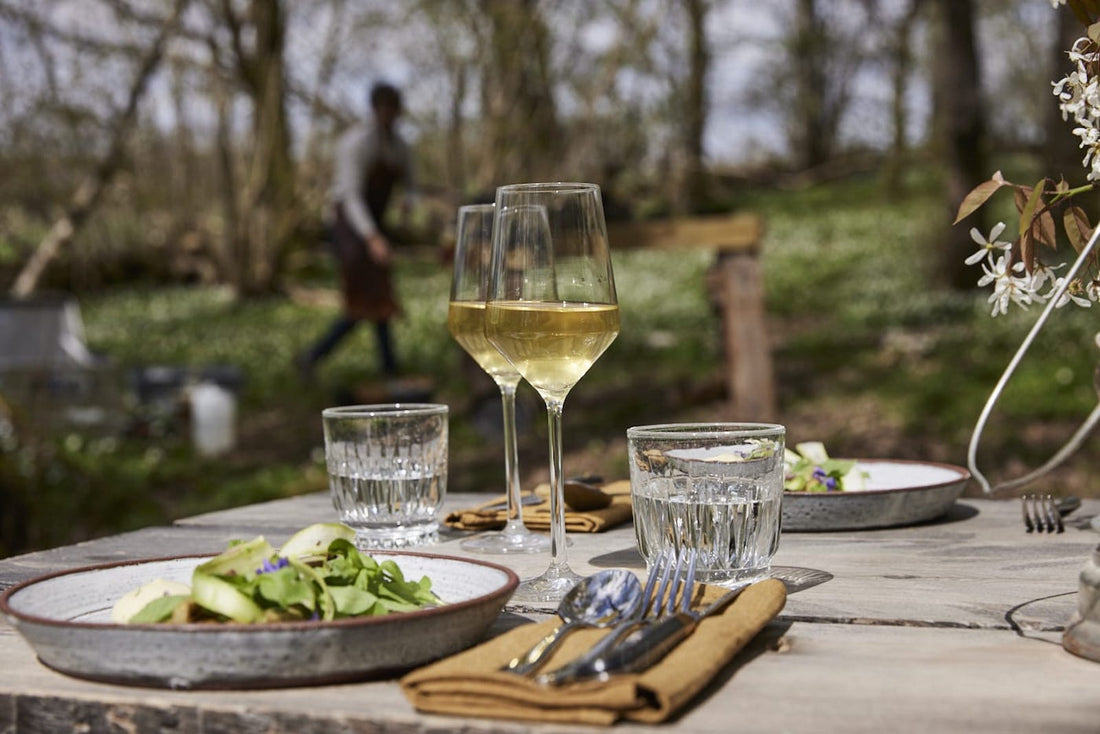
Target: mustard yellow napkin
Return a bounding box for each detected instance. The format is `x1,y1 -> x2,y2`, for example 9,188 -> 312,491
445,480 -> 633,534
400,578 -> 786,726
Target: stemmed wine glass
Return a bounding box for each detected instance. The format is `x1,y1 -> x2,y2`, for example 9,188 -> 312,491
486,183 -> 620,602
448,204 -> 550,554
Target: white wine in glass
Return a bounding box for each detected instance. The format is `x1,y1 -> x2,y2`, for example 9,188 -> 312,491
448,204 -> 550,554
486,184 -> 620,601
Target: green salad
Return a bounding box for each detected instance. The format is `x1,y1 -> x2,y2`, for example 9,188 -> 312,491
110,522 -> 441,625
783,442 -> 868,493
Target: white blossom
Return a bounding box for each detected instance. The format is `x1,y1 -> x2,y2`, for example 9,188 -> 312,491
1028,262 -> 1062,295
965,222 -> 1011,265
1047,276 -> 1093,308
979,256 -> 1038,316
1051,0 -> 1068,7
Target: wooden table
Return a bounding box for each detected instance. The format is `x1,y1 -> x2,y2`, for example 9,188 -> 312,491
2,493 -> 1099,733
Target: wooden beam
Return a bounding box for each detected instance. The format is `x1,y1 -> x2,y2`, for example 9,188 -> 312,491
607,213 -> 763,254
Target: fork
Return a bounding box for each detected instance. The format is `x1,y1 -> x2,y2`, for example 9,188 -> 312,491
1021,494 -> 1064,534
537,548 -> 695,686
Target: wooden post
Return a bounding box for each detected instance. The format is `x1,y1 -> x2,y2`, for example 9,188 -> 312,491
716,245 -> 776,421
608,212 -> 776,420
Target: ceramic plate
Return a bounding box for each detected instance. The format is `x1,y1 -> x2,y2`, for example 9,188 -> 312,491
783,459 -> 970,531
0,551 -> 518,689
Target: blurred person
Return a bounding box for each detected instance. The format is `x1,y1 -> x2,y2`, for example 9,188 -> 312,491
298,82 -> 415,382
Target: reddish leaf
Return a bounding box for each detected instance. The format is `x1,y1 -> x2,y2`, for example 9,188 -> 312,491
953,175 -> 1008,224
1089,20 -> 1100,44
1038,208 -> 1058,249
1013,186 -> 1030,215
1065,206 -> 1091,253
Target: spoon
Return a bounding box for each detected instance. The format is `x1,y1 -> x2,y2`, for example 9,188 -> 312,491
501,568 -> 643,675
564,480 -> 613,512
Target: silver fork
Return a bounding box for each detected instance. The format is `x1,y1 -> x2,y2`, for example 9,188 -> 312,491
537,548 -> 695,686
1022,494 -> 1064,534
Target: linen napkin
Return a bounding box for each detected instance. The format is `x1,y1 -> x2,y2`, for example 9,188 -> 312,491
445,480 -> 633,534
400,578 -> 787,726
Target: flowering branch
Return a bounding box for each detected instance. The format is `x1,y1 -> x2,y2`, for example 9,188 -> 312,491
956,0 -> 1100,315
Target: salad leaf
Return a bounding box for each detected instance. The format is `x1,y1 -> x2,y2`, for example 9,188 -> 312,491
127,594 -> 189,624
784,444 -> 867,493
114,522 -> 442,625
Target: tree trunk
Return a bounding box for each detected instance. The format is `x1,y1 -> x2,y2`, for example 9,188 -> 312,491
242,0 -> 295,294
681,0 -> 710,213
882,0 -> 922,196
478,0 -> 561,185
931,0 -> 987,291
791,0 -> 829,170
301,0 -> 345,183
215,0 -> 297,297
448,61 -> 468,196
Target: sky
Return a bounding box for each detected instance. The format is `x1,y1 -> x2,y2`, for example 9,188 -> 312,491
1,0 -> 1064,167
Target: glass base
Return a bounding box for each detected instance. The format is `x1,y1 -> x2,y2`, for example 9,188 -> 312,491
509,563 -> 582,603
461,528 -> 552,554
351,521 -> 439,550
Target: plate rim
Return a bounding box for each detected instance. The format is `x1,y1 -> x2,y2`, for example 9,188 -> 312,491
0,549 -> 520,632
783,458 -> 970,498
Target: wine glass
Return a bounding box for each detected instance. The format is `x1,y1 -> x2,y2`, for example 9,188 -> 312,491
448,204 -> 550,554
486,183 -> 620,602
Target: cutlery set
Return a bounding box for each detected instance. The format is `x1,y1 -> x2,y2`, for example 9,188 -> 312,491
1020,494 -> 1081,533
503,548 -> 741,685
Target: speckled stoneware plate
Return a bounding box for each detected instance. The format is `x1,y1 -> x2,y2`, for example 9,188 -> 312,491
783,459 -> 970,531
0,551 -> 518,689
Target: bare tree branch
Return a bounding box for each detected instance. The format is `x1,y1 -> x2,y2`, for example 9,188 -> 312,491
10,0 -> 193,297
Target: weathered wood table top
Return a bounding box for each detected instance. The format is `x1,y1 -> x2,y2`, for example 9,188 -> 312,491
2,493 -> 1099,733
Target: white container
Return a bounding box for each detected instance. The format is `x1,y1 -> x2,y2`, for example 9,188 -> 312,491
189,382 -> 236,457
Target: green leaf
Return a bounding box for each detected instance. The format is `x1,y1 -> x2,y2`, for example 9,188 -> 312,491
128,594 -> 189,624
256,567 -> 316,612
1021,228 -> 1036,274
381,559 -> 405,584
329,585 -> 382,616
1018,180 -> 1046,244
289,556 -> 335,621
953,174 -> 1008,224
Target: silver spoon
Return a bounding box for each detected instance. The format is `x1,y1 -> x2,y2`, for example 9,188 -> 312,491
501,568 -> 643,676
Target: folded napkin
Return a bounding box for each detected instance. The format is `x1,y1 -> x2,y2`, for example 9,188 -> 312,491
400,578 -> 786,726
445,480 -> 633,534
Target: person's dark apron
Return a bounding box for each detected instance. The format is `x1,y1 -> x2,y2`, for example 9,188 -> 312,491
331,154 -> 402,322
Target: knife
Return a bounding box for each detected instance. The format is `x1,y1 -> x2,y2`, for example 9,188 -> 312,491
538,585 -> 747,686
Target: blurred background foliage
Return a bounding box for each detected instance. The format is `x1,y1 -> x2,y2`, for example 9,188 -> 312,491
1,0 -> 1097,557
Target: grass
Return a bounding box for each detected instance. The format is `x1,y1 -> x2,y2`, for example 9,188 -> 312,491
3,170 -> 1099,557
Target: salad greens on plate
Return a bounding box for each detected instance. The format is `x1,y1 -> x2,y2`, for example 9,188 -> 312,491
111,522 -> 441,625
784,442 -> 867,493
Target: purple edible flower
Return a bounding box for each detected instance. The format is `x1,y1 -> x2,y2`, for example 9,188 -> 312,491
256,556 -> 290,575
824,476 -> 838,492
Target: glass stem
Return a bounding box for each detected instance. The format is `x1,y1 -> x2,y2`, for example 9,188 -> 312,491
499,381 -> 525,535
545,398 -> 567,572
